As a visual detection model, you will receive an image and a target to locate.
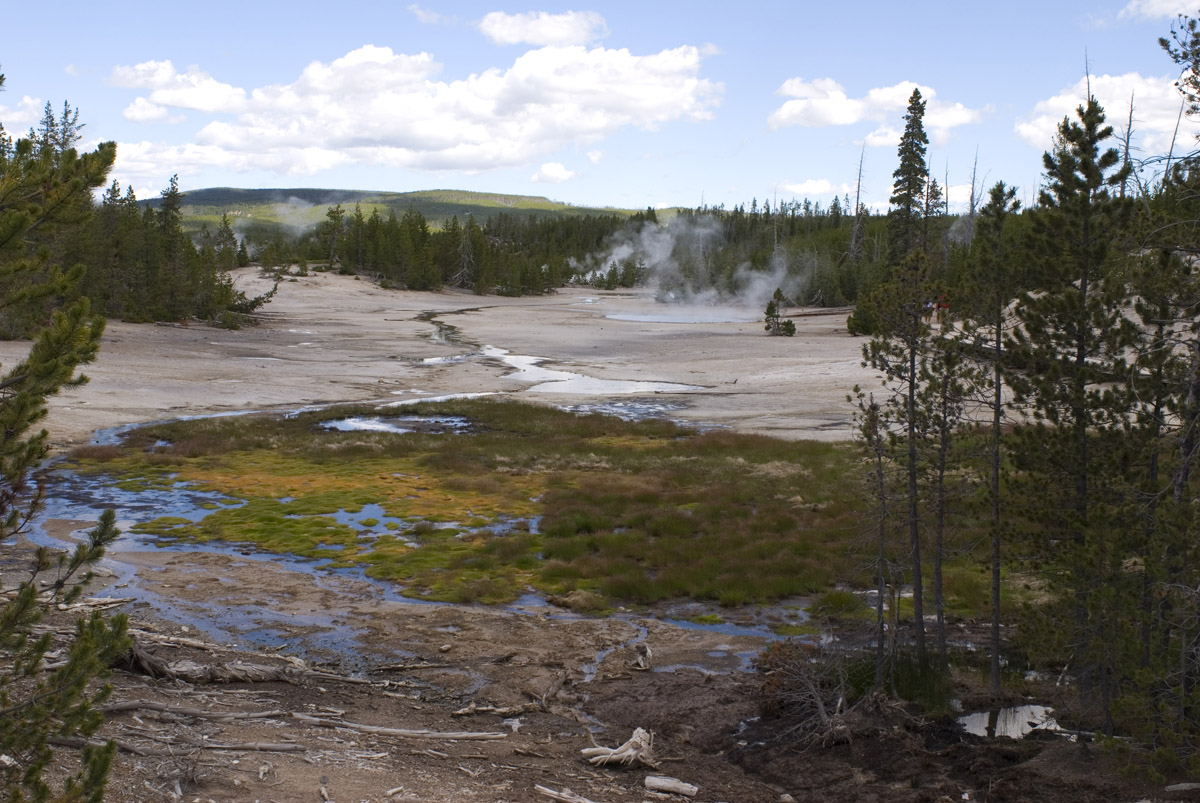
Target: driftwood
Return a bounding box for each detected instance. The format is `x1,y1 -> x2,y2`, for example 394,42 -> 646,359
534,785 -> 601,803
52,734 -> 304,756
452,701 -> 538,718
580,727 -> 659,769
291,713 -> 506,741
103,700 -> 288,721
645,775 -> 699,797
119,640 -> 303,684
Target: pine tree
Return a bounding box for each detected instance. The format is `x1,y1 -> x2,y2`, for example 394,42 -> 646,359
887,89 -> 930,265
0,73 -> 130,802
960,181 -> 1021,694
1009,97 -> 1134,734
764,288 -> 795,336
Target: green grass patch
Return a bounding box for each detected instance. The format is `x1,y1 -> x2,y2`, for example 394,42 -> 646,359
72,398 -> 864,606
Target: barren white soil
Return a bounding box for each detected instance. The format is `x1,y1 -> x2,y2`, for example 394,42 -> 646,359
0,268 -> 878,450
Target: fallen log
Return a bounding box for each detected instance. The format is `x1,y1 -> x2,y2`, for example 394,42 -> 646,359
103,700 -> 288,721
452,701 -> 538,718
533,785 -> 601,803
291,713 -> 506,741
645,776 -> 698,797
118,640 -> 303,684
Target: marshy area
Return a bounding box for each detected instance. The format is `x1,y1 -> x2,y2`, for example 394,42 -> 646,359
4,272 -> 1180,802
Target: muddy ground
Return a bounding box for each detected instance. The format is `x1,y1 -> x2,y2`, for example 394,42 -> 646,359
0,271 -> 1188,801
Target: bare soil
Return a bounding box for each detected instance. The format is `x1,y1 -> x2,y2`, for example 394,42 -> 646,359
0,271 -> 1184,801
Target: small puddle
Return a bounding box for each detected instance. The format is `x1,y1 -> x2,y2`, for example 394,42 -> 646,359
320,415 -> 470,435
482,346 -> 703,395
605,310 -> 758,324
580,620 -> 649,684
561,399 -> 687,421
958,704 -> 1063,739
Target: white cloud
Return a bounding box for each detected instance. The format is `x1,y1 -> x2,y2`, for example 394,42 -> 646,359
113,139 -> 354,190
123,97 -> 173,122
478,11 -> 608,46
408,3 -> 441,23
946,183 -> 977,208
587,149 -> 604,163
782,178 -> 850,196
110,59 -> 247,113
531,162 -> 577,183
769,77 -> 984,145
862,126 -> 901,148
0,95 -> 44,129
111,43 -> 720,183
1015,72 -> 1198,156
64,64 -> 79,77
1118,0 -> 1194,20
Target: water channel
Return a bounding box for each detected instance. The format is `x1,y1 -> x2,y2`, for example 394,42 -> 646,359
26,312 -> 787,682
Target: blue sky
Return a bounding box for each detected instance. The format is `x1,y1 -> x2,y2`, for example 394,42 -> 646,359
2,1 -> 1197,212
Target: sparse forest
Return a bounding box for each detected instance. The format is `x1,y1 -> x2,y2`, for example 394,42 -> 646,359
8,10 -> 1200,800
811,21 -> 1200,775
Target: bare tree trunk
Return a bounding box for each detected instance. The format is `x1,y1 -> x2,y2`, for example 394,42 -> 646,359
849,146 -> 866,263
934,383 -> 949,671
908,334 -> 926,666
861,396 -> 891,690
989,312 -> 1004,695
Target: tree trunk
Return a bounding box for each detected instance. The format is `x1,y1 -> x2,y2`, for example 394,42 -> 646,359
908,336 -> 926,666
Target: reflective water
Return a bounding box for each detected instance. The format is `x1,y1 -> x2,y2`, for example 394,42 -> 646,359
320,415 -> 470,434
605,311 -> 758,324
482,345 -> 703,395
958,704 -> 1062,739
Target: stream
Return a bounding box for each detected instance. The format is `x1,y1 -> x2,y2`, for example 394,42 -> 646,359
32,411 -> 795,684
21,310 -> 797,686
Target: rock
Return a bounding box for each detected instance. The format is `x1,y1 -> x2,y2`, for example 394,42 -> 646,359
1165,783 -> 1200,792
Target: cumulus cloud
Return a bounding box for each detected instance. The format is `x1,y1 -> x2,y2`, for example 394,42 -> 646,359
862,126 -> 900,148
123,97 -> 178,123
781,178 -> 849,196
478,10 -> 608,46
110,59 -> 247,113
110,43 -> 720,185
0,95 -> 44,129
408,3 -> 441,23
1118,0 -> 1194,20
768,77 -> 984,145
64,64 -> 79,77
587,149 -> 604,163
946,183 -> 977,208
1015,72 -> 1198,156
531,162 -> 577,182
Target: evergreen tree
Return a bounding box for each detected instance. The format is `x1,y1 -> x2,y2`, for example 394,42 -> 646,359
960,181 -> 1021,694
1009,97 -> 1134,734
887,89 -> 930,265
0,73 -> 129,803
764,287 -> 795,336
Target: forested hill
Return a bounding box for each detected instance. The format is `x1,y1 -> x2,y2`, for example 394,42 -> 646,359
148,187 -> 643,232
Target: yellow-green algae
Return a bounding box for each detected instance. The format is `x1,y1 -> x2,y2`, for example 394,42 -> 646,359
67,399 -> 864,606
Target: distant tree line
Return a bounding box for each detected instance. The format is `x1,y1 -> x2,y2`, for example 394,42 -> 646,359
0,104 -> 269,336
242,203 -> 636,296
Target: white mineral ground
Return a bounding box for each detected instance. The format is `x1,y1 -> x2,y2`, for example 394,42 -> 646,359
0,268 -> 881,449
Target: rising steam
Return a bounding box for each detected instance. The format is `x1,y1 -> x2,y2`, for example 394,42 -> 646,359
574,215 -> 811,310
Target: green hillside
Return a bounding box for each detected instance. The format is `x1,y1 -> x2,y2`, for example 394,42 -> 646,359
154,187 -> 647,232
